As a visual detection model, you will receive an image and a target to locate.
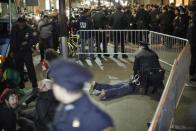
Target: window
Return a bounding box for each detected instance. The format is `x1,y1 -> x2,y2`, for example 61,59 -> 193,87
0,2 -> 18,21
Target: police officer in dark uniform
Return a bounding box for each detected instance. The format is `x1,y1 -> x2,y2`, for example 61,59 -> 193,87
10,17 -> 38,91
187,0 -> 196,81
110,5 -> 129,58
133,41 -> 165,95
49,58 -> 114,131
77,9 -> 94,60
92,8 -> 109,58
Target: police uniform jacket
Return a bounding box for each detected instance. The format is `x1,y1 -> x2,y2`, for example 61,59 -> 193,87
110,10 -> 127,29
187,14 -> 196,47
92,11 -> 107,29
133,47 -> 161,76
159,10 -> 175,34
10,24 -> 34,53
52,93 -> 113,131
77,15 -> 94,39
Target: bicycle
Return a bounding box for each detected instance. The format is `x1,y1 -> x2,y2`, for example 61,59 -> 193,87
66,32 -> 80,57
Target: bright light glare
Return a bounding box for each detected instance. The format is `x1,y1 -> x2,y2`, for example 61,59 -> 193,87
120,0 -> 128,6
45,0 -> 50,10
35,16 -> 40,21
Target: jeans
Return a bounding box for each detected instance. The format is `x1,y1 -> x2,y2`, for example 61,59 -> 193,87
95,81 -> 135,99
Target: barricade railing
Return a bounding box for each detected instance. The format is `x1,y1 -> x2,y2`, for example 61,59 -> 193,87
149,31 -> 188,66
148,43 -> 190,131
77,30 -> 149,56
76,30 -> 186,61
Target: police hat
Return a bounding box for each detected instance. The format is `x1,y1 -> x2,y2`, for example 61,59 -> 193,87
49,58 -> 93,91
138,41 -> 149,46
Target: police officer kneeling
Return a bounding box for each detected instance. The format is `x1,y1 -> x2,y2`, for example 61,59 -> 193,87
133,41 -> 165,95
49,58 -> 114,131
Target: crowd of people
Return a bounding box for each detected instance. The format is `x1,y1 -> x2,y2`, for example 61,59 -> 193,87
15,3 -> 192,60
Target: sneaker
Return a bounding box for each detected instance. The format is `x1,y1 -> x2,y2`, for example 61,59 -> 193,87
92,90 -> 101,96
89,81 -> 96,95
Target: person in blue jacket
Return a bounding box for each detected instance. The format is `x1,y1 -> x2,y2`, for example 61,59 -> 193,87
49,58 -> 114,131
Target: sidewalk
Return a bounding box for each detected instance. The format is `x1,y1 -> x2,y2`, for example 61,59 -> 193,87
174,81 -> 196,128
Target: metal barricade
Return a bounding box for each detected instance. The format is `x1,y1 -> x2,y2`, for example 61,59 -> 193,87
149,31 -> 188,66
148,44 -> 190,131
77,30 -> 149,57
76,30 -> 187,62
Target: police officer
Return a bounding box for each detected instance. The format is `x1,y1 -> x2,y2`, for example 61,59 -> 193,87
10,17 -> 38,92
77,9 -> 94,60
92,8 -> 109,58
49,58 -> 114,131
110,5 -> 129,58
187,0 -> 196,81
133,41 -> 165,95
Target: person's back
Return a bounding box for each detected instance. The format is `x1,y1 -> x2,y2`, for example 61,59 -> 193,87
49,58 -> 114,131
134,47 -> 161,75
92,10 -> 106,29
111,10 -> 126,29
53,94 -> 113,131
133,42 -> 164,94
135,7 -> 150,29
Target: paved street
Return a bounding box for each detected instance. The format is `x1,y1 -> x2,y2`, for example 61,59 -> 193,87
22,45 -> 195,131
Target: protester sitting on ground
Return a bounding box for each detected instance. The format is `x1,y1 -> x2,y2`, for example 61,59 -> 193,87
18,79 -> 58,131
0,88 -> 19,131
89,41 -> 165,100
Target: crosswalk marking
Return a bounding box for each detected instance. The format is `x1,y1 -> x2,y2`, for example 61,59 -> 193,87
76,57 -> 131,70
95,58 -> 104,70
85,59 -> 93,67
119,57 -> 129,63
109,57 -> 127,69
76,60 -> 84,66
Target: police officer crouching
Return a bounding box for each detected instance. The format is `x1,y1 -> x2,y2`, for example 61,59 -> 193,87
49,58 -> 114,131
133,41 -> 165,96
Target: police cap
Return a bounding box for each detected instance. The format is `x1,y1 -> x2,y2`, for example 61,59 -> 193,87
49,58 -> 93,91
